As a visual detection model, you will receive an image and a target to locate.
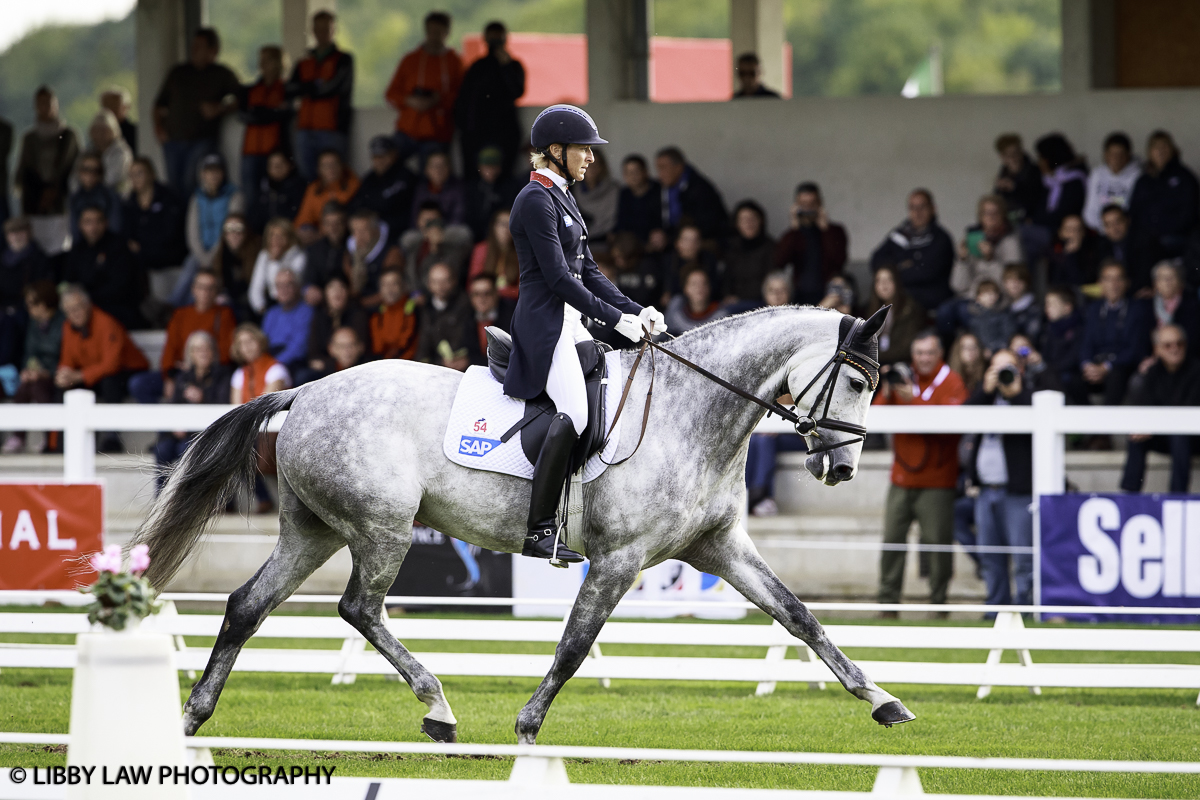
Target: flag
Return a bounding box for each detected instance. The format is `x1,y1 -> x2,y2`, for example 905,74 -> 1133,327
902,44 -> 943,98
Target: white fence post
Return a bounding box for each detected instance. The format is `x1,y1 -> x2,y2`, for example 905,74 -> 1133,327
509,755 -> 570,785
872,765 -> 924,795
62,389 -> 96,482
1030,391 -> 1065,611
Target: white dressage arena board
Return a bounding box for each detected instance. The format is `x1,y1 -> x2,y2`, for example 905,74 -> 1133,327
442,351 -> 625,483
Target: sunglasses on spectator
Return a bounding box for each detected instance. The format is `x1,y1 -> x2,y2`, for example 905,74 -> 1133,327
1159,340 -> 1185,348
224,224 -> 246,234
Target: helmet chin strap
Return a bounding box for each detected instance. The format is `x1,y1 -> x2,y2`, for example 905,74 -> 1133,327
544,146 -> 575,187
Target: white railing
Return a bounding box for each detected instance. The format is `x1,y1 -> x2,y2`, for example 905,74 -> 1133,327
6,389 -> 1200,607
0,730 -> 1196,797
3,598 -> 1199,700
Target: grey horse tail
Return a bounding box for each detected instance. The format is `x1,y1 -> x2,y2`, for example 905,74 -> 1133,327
134,388 -> 301,588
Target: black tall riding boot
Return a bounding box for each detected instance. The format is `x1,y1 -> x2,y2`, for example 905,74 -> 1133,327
523,412 -> 585,566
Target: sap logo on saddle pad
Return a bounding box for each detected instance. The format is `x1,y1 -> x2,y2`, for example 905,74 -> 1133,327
459,436 -> 501,457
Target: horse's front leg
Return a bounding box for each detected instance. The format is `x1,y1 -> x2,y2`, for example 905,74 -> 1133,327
689,525 -> 915,727
516,549 -> 643,744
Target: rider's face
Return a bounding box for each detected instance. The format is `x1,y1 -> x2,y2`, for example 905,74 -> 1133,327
560,144 -> 593,182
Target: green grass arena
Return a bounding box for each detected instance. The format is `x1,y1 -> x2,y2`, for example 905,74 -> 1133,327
1,609 -> 1197,797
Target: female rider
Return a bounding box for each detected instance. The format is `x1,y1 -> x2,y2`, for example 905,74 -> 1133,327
504,105 -> 667,564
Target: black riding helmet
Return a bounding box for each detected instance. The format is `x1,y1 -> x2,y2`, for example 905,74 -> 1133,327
530,104 -> 607,186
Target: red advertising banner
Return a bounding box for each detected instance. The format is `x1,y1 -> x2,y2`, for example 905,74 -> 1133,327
0,483 -> 104,590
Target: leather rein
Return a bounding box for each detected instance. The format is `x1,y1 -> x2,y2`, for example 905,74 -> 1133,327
601,318 -> 880,465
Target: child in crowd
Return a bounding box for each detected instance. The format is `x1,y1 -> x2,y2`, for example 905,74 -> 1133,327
1001,263 -> 1041,343
948,332 -> 985,394
965,279 -> 1013,358
1039,286 -> 1084,398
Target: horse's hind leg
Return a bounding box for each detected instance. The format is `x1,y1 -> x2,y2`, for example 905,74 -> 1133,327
687,526 -> 915,727
515,549 -> 643,744
336,520 -> 458,742
182,481 -> 345,735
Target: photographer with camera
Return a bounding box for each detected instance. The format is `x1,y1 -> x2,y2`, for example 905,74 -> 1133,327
773,182 -> 848,305
873,331 -> 969,614
965,349 -> 1039,609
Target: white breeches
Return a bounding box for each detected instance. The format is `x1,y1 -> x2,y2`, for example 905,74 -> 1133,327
544,305 -> 593,436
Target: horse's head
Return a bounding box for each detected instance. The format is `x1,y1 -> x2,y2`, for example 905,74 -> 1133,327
785,306 -> 887,486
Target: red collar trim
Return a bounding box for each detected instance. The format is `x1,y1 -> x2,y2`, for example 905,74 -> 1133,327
529,171 -> 554,189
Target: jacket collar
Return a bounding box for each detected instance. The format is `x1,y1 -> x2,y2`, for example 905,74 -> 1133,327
532,168 -> 568,193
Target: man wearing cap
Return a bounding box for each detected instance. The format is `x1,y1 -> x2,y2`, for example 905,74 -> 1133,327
466,145 -> 519,242
505,104 -> 667,565
350,135 -> 417,234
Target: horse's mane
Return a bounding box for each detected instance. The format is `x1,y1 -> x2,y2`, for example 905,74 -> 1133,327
665,303 -> 842,345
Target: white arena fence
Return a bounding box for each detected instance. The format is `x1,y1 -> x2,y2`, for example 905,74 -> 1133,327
0,730 -> 1197,799
2,593 -> 1198,703
7,388 -> 1200,602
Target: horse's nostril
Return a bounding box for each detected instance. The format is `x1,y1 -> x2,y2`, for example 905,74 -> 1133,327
831,463 -> 853,481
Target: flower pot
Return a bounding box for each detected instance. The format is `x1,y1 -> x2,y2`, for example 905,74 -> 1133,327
66,628 -> 189,799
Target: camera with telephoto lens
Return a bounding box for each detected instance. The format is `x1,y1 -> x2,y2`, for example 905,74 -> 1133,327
997,365 -> 1019,386
884,363 -> 912,385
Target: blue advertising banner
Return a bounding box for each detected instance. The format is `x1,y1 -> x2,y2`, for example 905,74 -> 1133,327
1040,494 -> 1200,621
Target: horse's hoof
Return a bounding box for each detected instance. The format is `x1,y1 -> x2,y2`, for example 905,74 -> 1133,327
872,700 -> 915,727
421,718 -> 458,743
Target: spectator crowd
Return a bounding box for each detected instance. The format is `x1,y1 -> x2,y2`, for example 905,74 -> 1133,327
0,11 -> 1198,571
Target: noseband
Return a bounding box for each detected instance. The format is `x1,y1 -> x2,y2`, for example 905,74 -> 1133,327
603,316 -> 879,465
785,317 -> 880,455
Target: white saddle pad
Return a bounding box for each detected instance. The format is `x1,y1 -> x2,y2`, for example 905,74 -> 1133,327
442,350 -> 626,483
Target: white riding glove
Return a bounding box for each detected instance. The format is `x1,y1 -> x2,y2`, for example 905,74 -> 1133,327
638,306 -> 668,336
614,313 -> 644,343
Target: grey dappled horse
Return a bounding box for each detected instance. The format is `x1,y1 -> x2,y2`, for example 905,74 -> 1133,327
135,305 -> 914,744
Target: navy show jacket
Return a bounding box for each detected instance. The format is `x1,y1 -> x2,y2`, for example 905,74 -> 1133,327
503,171 -> 643,400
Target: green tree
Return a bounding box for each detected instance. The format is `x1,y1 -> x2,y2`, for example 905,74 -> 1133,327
0,15 -> 136,138
785,0 -> 1060,97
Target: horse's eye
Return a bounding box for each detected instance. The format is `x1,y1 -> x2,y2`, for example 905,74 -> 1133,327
849,378 -> 866,393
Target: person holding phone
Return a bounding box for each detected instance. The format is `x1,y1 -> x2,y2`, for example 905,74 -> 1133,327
949,195 -> 1023,299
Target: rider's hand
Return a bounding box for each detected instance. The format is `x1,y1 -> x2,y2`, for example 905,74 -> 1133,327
638,306 -> 667,336
614,313 -> 643,343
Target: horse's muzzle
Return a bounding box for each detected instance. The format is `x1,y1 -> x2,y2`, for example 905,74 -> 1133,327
806,453 -> 855,485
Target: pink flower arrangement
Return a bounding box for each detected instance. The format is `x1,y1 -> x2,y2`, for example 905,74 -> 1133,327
82,543 -> 160,630
128,544 -> 151,575
89,544 -> 123,574
88,544 -> 152,575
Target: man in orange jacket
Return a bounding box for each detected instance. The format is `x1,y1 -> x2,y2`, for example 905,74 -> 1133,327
872,330 -> 968,612
128,268 -> 236,403
385,11 -> 462,167
56,285 -> 151,451
287,10 -> 354,181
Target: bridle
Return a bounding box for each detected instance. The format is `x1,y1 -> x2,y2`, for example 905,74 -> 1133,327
781,317 -> 880,455
603,315 -> 880,464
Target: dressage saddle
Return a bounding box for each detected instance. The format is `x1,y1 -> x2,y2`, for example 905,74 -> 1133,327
484,326 -> 611,474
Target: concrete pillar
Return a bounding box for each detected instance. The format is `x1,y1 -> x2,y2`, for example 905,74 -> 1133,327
135,0 -> 189,173
730,0 -> 785,96
1061,0 -> 1116,91
282,0 -> 338,65
586,0 -> 651,104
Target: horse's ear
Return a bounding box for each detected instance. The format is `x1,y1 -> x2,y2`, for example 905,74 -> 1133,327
858,305 -> 890,340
